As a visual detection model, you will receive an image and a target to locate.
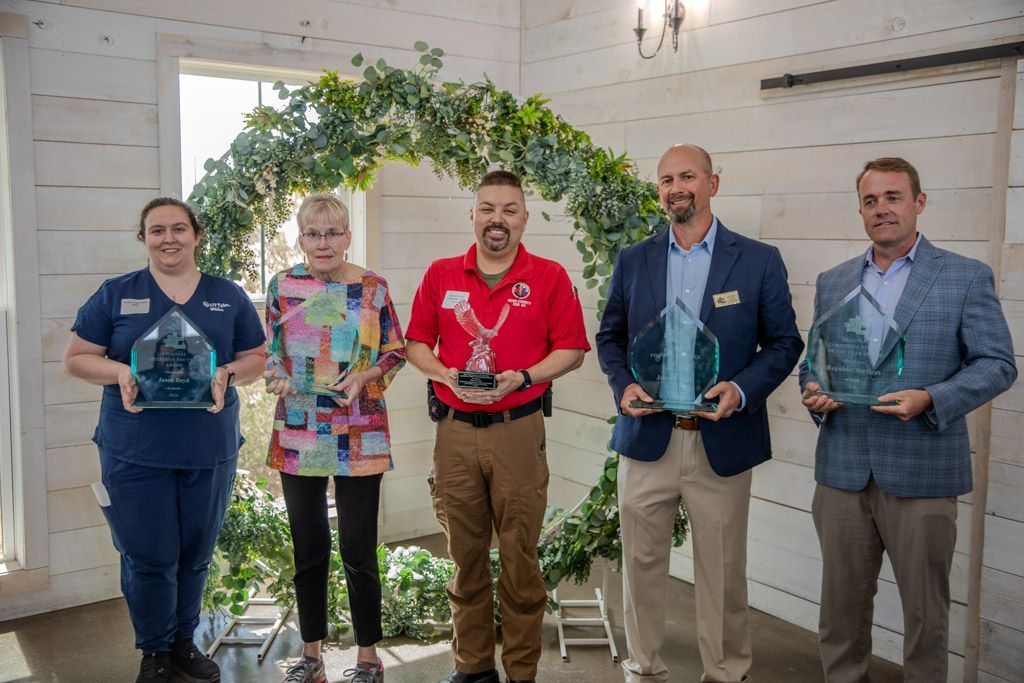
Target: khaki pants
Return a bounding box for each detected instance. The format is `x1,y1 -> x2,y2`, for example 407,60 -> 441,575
813,480 -> 957,683
429,410 -> 549,680
619,428 -> 753,683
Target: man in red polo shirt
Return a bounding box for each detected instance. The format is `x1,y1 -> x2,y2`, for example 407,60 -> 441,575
406,170 -> 590,683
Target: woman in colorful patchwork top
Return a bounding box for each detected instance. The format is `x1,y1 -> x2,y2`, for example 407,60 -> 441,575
264,193 -> 406,683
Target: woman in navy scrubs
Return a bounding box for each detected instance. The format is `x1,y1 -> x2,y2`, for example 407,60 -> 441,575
63,198 -> 266,683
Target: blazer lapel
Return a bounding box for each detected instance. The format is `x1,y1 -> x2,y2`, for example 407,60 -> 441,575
645,228 -> 670,314
877,236 -> 943,362
700,222 -> 740,322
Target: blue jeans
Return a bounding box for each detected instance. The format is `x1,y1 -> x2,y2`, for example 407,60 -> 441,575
99,451 -> 236,654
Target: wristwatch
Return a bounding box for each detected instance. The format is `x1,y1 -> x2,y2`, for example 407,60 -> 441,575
221,366 -> 236,386
516,369 -> 533,391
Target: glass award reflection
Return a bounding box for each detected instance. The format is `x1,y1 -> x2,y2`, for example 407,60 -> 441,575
629,298 -> 719,413
805,285 -> 905,405
131,307 -> 216,408
454,300 -> 510,389
267,289 -> 351,399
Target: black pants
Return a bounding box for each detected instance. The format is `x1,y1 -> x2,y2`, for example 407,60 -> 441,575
280,472 -> 384,646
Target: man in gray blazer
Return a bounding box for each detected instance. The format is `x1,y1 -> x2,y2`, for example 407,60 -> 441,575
799,157 -> 1016,682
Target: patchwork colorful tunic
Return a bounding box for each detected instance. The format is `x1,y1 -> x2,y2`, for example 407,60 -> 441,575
265,264 -> 406,477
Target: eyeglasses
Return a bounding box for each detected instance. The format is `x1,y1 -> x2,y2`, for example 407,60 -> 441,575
300,230 -> 348,243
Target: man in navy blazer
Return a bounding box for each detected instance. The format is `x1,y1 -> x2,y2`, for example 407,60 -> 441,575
596,144 -> 803,682
800,157 -> 1016,682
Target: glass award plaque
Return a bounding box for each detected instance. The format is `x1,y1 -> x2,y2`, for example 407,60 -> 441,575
267,288 -> 353,398
805,285 -> 905,405
131,307 -> 215,408
629,298 -> 719,414
454,300 -> 510,390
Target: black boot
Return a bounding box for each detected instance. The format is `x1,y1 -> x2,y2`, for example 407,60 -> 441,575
136,651 -> 171,683
170,639 -> 221,682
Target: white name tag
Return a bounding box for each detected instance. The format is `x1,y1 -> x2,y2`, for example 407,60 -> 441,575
441,290 -> 470,309
120,298 -> 150,315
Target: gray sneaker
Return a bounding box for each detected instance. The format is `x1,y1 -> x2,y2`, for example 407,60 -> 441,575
343,658 -> 384,682
283,657 -> 327,683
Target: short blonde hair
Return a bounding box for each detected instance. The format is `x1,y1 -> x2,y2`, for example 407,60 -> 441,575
297,193 -> 350,231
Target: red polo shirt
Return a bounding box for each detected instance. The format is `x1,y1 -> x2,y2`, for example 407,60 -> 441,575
406,243 -> 590,413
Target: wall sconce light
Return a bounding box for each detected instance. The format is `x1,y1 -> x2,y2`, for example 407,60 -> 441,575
634,0 -> 685,60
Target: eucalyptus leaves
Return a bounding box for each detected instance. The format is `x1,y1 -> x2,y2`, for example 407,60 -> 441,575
189,42 -> 667,318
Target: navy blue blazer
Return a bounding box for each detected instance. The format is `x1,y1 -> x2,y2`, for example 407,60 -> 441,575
799,237 -> 1017,497
596,222 -> 804,476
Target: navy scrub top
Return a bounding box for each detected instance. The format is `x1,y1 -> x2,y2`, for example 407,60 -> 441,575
72,269 -> 266,469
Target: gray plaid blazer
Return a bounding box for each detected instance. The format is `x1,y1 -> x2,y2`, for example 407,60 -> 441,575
799,236 -> 1017,498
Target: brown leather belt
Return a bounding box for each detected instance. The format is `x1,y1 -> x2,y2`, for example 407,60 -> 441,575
673,414 -> 699,430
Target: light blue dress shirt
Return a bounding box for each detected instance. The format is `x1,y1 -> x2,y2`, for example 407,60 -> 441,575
660,218 -> 746,409
861,233 -> 920,363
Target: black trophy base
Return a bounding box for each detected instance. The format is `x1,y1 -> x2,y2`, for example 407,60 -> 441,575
628,399 -> 717,414
134,400 -> 214,409
457,371 -> 497,389
803,389 -> 897,406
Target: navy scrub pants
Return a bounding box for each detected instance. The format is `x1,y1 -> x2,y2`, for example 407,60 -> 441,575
99,450 -> 236,654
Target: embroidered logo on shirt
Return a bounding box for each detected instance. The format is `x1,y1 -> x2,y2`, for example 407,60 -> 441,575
203,301 -> 232,312
512,282 -> 531,299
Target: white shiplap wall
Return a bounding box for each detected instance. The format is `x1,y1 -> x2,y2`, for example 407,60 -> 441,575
522,1 -> 1023,681
0,0 -> 519,621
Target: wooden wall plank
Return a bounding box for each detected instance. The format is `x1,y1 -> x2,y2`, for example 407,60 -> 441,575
43,360 -> 101,405
36,187 -> 155,231
34,141 -> 159,189
544,21 -> 1021,127
0,565 -> 120,622
635,135 -> 996,195
983,514 -> 1024,577
523,2 -> 1022,89
31,95 -> 157,146
20,0 -> 262,60
980,567 -> 1024,633
760,189 -> 992,242
42,402 -> 98,449
29,48 -> 156,103
625,78 -> 999,159
46,486 -> 105,533
38,274 -> 114,319
37,231 -> 146,275
47,524 -> 118,575
977,620 -> 1024,682
64,0 -> 519,63
710,0 -> 830,25
45,444 -> 100,492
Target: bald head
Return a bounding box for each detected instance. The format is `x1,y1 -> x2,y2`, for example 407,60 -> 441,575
658,144 -> 713,177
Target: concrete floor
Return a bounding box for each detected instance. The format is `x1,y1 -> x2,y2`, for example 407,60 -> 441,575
0,534 -> 904,683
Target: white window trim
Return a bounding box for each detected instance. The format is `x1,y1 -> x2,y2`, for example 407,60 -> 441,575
0,12 -> 50,593
157,33 -> 382,275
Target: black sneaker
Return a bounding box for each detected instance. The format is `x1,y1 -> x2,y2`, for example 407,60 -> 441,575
170,639 -> 221,682
136,651 -> 171,683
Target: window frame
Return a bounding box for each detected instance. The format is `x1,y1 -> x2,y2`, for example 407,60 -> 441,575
158,35 -> 379,295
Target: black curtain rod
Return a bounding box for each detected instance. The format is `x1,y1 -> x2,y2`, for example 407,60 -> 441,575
761,41 -> 1024,90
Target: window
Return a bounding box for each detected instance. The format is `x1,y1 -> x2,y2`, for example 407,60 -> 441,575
178,70 -> 366,298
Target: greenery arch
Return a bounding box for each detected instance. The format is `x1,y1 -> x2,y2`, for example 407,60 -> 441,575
196,43 -> 687,635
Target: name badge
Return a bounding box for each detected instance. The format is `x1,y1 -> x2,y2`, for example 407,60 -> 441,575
441,290 -> 470,309
120,298 -> 150,315
712,291 -> 740,308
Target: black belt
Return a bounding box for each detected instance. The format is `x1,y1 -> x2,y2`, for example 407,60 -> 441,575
451,397 -> 543,428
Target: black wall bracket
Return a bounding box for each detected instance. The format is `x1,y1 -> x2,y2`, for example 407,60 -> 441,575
761,41 -> 1024,91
